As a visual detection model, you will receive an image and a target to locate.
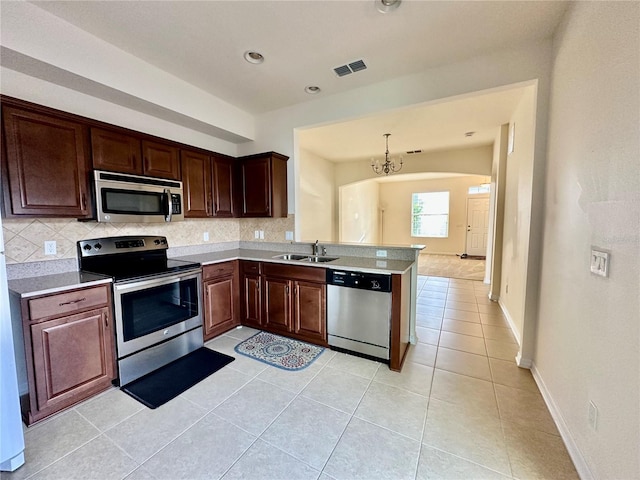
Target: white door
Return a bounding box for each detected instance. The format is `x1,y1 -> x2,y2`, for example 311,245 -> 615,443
466,196 -> 490,257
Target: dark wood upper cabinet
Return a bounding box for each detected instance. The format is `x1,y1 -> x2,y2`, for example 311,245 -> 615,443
212,154 -> 235,217
181,149 -> 212,217
90,127 -> 142,175
2,106 -> 91,218
237,152 -> 288,218
181,150 -> 235,218
90,128 -> 180,180
142,140 -> 181,180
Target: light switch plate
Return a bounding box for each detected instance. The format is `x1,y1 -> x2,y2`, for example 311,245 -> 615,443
285,231 -> 294,241
590,248 -> 609,277
203,232 -> 209,241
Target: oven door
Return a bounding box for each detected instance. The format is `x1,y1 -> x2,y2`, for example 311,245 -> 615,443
113,270 -> 202,358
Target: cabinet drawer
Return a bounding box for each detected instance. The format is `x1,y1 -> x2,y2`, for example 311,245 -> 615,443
28,285 -> 110,322
241,261 -> 261,275
203,261 -> 236,281
262,263 -> 326,283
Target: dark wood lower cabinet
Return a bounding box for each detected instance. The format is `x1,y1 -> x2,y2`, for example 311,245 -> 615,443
240,261 -> 262,329
20,284 -> 115,425
202,261 -> 240,341
241,262 -> 327,346
263,277 -> 292,334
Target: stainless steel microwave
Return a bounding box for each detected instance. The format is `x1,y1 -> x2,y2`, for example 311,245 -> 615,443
94,170 -> 184,223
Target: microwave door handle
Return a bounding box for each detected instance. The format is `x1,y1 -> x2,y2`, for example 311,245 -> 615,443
164,189 -> 173,222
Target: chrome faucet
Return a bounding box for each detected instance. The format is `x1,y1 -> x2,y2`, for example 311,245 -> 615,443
313,240 -> 327,257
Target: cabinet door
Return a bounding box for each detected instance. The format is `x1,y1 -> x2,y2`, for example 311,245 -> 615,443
242,274 -> 262,328
203,275 -> 239,341
90,127 -> 142,174
263,277 -> 292,333
211,154 -> 235,217
142,140 -> 181,180
239,157 -> 271,217
2,107 -> 91,217
30,308 -> 115,413
181,150 -> 211,218
293,281 -> 326,343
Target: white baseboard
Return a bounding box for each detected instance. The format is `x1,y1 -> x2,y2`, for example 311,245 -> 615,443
530,362 -> 594,480
497,299 -> 522,347
418,252 -> 458,256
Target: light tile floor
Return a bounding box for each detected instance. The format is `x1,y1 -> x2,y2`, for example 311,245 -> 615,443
4,276 -> 579,480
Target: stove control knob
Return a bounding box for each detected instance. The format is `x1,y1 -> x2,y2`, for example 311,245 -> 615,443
94,243 -> 102,250
154,239 -> 161,245
83,244 -> 91,251
161,239 -> 167,244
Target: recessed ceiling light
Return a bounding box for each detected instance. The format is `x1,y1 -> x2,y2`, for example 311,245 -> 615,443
465,131 -> 475,137
244,51 -> 264,64
305,86 -> 321,94
375,0 -> 401,14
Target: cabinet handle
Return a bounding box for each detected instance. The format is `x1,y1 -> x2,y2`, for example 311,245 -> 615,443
59,297 -> 86,306
105,314 -> 108,328
81,193 -> 86,210
207,198 -> 212,215
286,285 -> 289,294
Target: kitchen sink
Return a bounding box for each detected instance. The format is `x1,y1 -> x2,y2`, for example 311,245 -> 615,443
272,253 -> 339,263
272,254 -> 310,260
303,256 -> 339,263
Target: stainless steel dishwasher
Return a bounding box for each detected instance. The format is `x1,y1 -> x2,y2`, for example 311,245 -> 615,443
326,269 -> 392,362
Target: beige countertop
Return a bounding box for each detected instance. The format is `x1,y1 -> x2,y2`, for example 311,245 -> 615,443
173,248 -> 414,275
8,248 -> 414,298
9,272 -> 113,299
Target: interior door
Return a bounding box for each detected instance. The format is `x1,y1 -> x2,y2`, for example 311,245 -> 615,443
465,196 -> 490,256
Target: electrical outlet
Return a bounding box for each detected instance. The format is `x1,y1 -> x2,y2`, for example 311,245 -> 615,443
203,232 -> 209,241
588,401 -> 598,430
376,250 -> 387,258
254,230 -> 260,239
590,248 -> 609,277
44,241 -> 57,255
285,231 -> 294,241
259,230 -> 265,240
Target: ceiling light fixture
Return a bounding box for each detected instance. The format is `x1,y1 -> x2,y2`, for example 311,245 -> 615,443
375,0 -> 401,14
465,131 -> 475,137
305,85 -> 321,94
244,51 -> 264,64
371,133 -> 403,176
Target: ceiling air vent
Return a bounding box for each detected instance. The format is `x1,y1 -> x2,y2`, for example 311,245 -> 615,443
406,150 -> 423,154
333,59 -> 368,77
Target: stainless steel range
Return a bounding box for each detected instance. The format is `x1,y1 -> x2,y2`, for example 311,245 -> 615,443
77,236 -> 202,385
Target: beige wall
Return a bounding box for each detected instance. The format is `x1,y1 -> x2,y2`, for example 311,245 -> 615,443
379,175 -> 488,253
339,181 -> 380,244
498,88 -> 537,344
535,2 -> 639,478
298,149 -> 335,242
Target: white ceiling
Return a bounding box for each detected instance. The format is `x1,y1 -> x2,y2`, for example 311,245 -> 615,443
18,1 -> 566,160
298,86 -> 527,162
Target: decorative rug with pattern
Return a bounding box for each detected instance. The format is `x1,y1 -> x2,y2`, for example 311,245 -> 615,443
234,331 -> 324,371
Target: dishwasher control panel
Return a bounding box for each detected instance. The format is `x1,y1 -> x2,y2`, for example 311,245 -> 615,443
326,270 -> 391,292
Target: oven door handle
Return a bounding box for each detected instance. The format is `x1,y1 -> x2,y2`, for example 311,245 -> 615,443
164,188 -> 173,222
113,269 -> 202,294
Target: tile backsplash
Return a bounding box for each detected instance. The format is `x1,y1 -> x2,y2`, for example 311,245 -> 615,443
2,215 -> 294,264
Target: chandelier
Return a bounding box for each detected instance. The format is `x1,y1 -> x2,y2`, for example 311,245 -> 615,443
371,133 -> 403,175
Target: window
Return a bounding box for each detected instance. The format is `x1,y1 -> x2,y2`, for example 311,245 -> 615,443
468,184 -> 491,195
411,191 -> 450,238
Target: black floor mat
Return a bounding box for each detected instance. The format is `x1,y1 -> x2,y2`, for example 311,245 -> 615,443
121,347 -> 235,409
